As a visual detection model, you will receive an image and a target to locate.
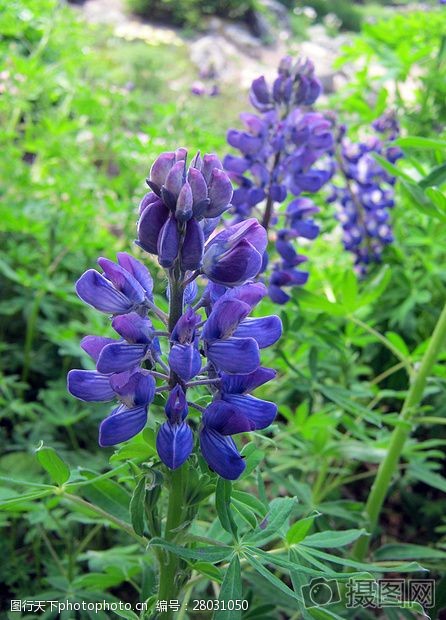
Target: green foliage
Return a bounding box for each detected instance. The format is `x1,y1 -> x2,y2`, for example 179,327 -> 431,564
1,0 -> 446,617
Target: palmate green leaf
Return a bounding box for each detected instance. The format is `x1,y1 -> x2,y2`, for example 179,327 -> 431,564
193,562 -> 223,583
301,546 -> 425,573
129,476 -> 146,537
35,445 -> 70,486
286,513 -> 319,545
232,499 -> 257,529
301,529 -> 367,549
242,548 -> 302,602
294,290 -> 346,316
244,497 -> 297,546
215,555 -> 242,620
375,543 -> 446,561
232,490 -> 267,517
149,538 -> 233,563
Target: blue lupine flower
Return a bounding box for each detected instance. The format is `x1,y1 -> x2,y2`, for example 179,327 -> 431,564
223,56 -> 333,303
330,113 -> 402,274
156,385 -> 194,469
68,148 -> 281,479
199,367 -> 278,479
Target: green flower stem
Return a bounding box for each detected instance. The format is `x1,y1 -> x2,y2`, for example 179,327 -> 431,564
352,301 -> 446,562
156,263 -> 186,617
157,466 -> 185,617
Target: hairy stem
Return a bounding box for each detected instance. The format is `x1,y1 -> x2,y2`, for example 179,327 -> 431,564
352,301 -> 446,561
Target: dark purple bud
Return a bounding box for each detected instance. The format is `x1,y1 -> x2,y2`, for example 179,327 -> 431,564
202,154 -> 223,185
149,152 -> 175,193
157,216 -> 180,268
171,307 -> 201,344
207,168 -> 233,218
157,421 -> 193,469
165,385 -> 188,423
180,218 -> 204,271
164,160 -> 186,202
187,167 -> 208,207
137,200 -> 170,254
175,181 -> 193,222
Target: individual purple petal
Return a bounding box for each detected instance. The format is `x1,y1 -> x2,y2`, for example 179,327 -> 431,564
207,337 -> 259,374
222,394 -> 277,430
180,218 -> 204,271
75,270 -> 132,314
139,192 -> 159,215
137,200 -> 170,255
99,404 -> 148,446
97,257 -> 145,305
223,154 -> 251,174
268,285 -> 290,305
199,427 -> 245,480
202,299 -> 251,341
201,154 -> 223,185
67,370 -> 115,402
112,313 -> 153,344
96,342 -> 147,374
165,384 -> 188,423
168,343 -> 202,381
157,216 -> 180,268
233,316 -> 283,348
149,151 -> 175,193
117,252 -> 153,299
187,167 -> 208,207
156,421 -> 193,469
176,181 -> 193,222
203,239 -> 263,287
220,367 -> 276,395
110,371 -> 155,407
207,168 -> 233,217
225,282 -> 267,309
80,336 -> 116,362
171,307 -> 201,344
203,400 -> 255,435
164,160 -> 185,202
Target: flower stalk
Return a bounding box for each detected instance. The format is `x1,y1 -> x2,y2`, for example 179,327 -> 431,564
352,300 -> 446,561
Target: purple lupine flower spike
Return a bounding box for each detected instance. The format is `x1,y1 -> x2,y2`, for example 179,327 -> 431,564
68,148 -> 281,480
224,56 -> 333,303
331,112 -> 402,274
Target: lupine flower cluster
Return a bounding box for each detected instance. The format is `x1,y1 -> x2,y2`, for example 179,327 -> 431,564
329,112 -> 403,275
67,149 -> 282,480
223,57 -> 334,304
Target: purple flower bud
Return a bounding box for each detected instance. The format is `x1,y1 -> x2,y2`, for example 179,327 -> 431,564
175,181 -> 193,222
201,154 -> 223,185
165,385 -> 188,423
202,219 -> 267,286
149,152 -> 175,194
157,421 -> 193,469
163,160 -> 186,206
137,199 -> 170,255
180,218 -> 204,271
207,168 -> 233,218
157,216 -> 180,268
